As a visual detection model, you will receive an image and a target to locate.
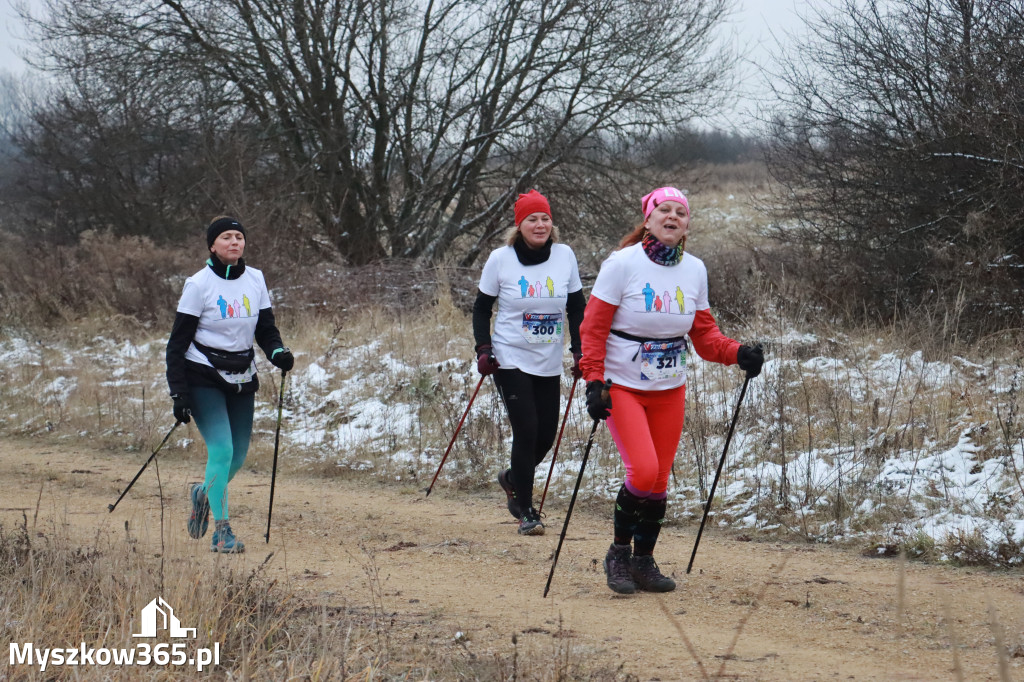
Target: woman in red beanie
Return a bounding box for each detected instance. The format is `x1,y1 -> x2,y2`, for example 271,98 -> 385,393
472,190 -> 585,535
580,187 -> 763,593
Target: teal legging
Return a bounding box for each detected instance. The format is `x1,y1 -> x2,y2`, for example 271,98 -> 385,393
191,386 -> 255,521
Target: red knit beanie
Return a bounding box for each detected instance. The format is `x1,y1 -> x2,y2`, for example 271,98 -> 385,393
514,190 -> 552,226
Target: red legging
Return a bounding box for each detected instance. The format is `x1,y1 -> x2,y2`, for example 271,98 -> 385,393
606,384 -> 686,497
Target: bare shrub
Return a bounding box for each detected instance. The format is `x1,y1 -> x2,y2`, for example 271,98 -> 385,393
0,230 -> 194,329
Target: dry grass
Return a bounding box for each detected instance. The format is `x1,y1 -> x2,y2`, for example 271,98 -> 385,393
2,288 -> 1021,570
0,517 -> 627,681
0,196 -> 1021,569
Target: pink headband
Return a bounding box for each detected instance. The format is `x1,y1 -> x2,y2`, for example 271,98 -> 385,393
641,187 -> 689,219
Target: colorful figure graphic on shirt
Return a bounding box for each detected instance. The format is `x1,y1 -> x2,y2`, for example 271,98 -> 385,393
528,284 -> 535,297
676,286 -> 686,314
663,291 -> 672,313
654,296 -> 663,312
642,282 -> 656,311
217,295 -> 228,318
546,276 -> 554,298
519,275 -> 529,298
535,281 -> 542,298
242,294 -> 251,317
233,300 -> 242,319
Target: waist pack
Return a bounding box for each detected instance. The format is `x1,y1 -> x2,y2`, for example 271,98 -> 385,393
192,340 -> 255,373
610,329 -> 688,362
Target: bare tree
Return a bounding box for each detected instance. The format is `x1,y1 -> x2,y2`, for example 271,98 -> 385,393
23,0 -> 735,264
765,0 -> 1024,332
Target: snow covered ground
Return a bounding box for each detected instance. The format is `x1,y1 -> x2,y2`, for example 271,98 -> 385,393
1,323 -> 1022,565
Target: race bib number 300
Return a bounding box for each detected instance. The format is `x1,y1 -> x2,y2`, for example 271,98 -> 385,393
521,312 -> 563,344
640,340 -> 686,381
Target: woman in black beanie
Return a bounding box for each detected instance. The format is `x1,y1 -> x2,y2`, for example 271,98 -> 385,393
165,216 -> 294,553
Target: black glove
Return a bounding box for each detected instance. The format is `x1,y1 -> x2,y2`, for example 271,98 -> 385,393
476,344 -> 500,376
737,344 -> 764,378
171,394 -> 192,424
585,380 -> 612,421
270,347 -> 294,372
571,351 -> 583,380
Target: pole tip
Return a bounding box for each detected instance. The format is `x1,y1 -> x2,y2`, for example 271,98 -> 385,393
424,487 -> 432,497
107,504 -> 115,513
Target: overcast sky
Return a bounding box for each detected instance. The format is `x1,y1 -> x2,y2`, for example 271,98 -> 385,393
0,0 -> 815,130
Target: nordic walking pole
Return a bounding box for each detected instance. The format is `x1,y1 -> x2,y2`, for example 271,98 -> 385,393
265,370 -> 287,543
107,420 -> 182,513
686,374 -> 751,574
425,374 -> 486,496
544,379 -> 610,598
538,375 -> 579,515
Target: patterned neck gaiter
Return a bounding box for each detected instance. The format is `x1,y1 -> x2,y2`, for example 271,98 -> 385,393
641,232 -> 684,266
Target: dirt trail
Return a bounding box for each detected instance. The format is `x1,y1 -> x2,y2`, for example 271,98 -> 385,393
2,438 -> 1022,680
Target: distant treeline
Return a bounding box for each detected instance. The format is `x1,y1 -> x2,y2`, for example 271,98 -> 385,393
2,0 -> 1023,336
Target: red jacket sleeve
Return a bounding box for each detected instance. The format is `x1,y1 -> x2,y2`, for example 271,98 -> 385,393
580,295 -> 617,382
689,309 -> 741,365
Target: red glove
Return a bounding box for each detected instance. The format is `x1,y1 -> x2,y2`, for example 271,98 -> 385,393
476,345 -> 500,376
571,351 -> 583,380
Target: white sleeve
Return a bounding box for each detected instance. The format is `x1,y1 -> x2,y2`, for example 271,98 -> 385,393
478,250 -> 501,297
176,277 -> 203,316
257,270 -> 272,310
694,259 -> 710,311
567,248 -> 583,294
590,252 -> 624,305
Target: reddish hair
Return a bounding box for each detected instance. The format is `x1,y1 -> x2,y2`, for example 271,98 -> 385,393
618,223 -> 646,249
617,223 -> 687,252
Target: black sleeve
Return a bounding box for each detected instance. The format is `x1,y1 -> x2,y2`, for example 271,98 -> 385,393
166,312 -> 199,396
472,291 -> 497,352
254,307 -> 285,358
566,289 -> 586,354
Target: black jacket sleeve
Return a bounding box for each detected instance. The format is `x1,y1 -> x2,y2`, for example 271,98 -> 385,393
472,291 -> 497,352
254,307 -> 285,358
566,289 -> 586,354
166,312 -> 199,396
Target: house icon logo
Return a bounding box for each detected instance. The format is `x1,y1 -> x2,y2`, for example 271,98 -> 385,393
132,597 -> 197,638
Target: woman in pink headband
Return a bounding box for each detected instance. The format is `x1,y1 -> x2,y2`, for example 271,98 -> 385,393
579,186 -> 764,593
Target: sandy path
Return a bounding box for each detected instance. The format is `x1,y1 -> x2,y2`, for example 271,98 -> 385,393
2,438 -> 1022,680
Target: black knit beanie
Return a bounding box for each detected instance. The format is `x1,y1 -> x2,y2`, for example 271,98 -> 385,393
206,217 -> 246,249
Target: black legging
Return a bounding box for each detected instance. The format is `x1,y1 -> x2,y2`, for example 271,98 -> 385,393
493,368 -> 561,511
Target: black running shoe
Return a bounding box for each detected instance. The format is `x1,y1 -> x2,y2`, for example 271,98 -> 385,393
518,507 -> 545,536
603,543 -> 637,594
497,469 -> 522,520
630,554 -> 676,592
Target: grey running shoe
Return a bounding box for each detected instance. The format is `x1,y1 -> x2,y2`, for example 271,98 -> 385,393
603,543 -> 637,594
517,507 -> 545,536
211,522 -> 245,554
630,554 -> 676,592
188,482 -> 210,539
497,469 -> 522,520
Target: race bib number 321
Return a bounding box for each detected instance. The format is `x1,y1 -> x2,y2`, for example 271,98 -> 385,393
640,340 -> 686,381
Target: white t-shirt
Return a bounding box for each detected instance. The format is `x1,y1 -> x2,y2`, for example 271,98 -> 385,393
590,243 -> 710,390
176,264 -> 272,379
478,243 -> 583,376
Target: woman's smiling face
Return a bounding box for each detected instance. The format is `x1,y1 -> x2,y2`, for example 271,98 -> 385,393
644,200 -> 689,248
